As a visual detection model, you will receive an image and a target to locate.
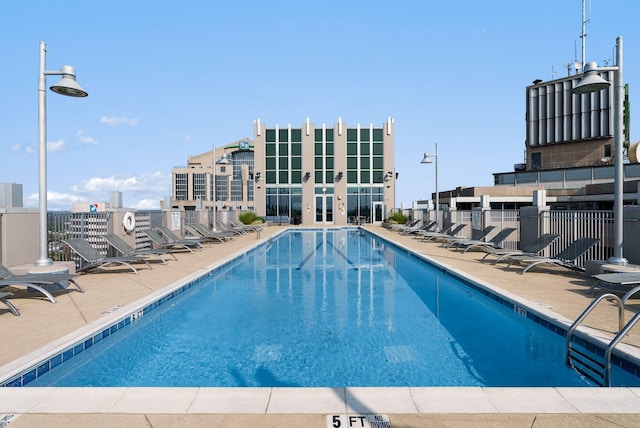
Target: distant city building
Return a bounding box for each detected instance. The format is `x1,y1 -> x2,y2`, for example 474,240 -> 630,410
170,118 -> 396,226
430,72 -> 637,211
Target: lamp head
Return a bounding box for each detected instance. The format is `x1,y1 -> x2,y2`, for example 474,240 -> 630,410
50,65 -> 88,97
421,153 -> 433,164
217,153 -> 231,164
572,62 -> 611,94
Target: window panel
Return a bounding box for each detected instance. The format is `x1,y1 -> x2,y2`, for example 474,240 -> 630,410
360,129 -> 370,141
373,128 -> 383,141
279,129 -> 288,142
279,171 -> 288,183
347,129 -> 357,141
326,129 -> 334,141
291,143 -> 301,156
291,129 -> 302,142
347,143 -> 357,155
279,143 -> 288,155
266,143 -> 276,156
266,129 -> 276,142
266,157 -> 276,170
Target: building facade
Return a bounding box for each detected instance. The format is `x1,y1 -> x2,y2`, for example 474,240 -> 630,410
170,118 -> 396,226
252,118 -> 395,226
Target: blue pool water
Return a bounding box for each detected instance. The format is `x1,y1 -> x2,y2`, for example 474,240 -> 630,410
25,229 -> 632,387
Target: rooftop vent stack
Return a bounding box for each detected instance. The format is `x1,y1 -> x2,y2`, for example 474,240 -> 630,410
0,183 -> 23,208
110,191 -> 123,209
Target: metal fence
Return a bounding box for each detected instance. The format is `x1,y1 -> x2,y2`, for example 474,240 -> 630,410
542,210 -> 614,265
411,207 -> 615,268
47,210 -> 162,271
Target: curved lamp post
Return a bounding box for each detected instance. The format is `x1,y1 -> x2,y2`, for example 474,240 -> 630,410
37,41 -> 88,266
572,36 -> 626,265
421,143 -> 439,232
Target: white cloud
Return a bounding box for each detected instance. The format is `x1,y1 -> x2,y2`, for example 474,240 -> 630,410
10,144 -> 20,152
184,135 -> 192,143
48,139 -> 65,152
76,130 -> 98,145
25,146 -> 35,155
100,116 -> 139,126
24,172 -> 170,211
26,191 -> 86,210
133,199 -> 161,210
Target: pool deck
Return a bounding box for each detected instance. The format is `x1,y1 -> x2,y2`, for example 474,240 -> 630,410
2,224 -> 640,427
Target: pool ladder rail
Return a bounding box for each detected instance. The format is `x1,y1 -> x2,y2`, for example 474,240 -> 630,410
565,285 -> 640,387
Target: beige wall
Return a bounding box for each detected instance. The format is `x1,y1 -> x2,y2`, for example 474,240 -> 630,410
0,211 -> 39,267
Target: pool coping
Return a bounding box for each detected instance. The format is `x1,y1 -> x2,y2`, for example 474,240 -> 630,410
2,226 -> 640,415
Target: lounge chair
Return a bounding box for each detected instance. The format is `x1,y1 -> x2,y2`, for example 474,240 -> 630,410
448,227 -> 516,253
143,229 -> 198,253
481,233 -> 561,265
102,233 -> 177,264
62,238 -> 152,275
505,237 -> 600,275
230,219 -> 263,233
590,271 -> 640,295
390,219 -> 420,233
414,223 -> 455,240
0,263 -> 83,303
155,226 -> 207,247
184,225 -> 229,243
0,291 -> 19,316
417,224 -> 468,242
399,220 -> 437,235
442,226 -> 495,247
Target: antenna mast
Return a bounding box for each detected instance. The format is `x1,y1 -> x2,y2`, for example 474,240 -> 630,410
580,0 -> 590,68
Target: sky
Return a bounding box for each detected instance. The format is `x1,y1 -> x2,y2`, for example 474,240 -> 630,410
2,1 -> 640,211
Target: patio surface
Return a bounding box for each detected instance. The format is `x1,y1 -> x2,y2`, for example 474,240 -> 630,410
1,224 -> 640,427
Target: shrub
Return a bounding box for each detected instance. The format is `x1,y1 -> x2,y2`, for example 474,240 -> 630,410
386,211 -> 408,224
238,211 -> 264,225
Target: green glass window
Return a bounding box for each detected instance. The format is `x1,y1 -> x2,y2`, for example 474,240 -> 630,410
360,128 -> 370,141
315,171 -> 323,183
373,142 -> 383,155
266,157 -> 276,170
315,157 -> 323,169
291,143 -> 301,156
360,171 -> 370,183
326,157 -> 334,169
291,129 -> 302,142
291,157 -> 302,169
266,143 -> 276,156
373,170 -> 384,183
360,156 -> 370,169
266,129 -> 276,142
291,171 -> 302,183
279,157 -> 288,169
326,129 -> 334,141
373,157 -> 383,169
279,143 -> 288,155
314,129 -> 323,141
347,143 -> 357,155
373,128 -> 383,141
266,171 -> 276,183
347,128 -> 357,141
325,171 -> 334,183
279,171 -> 288,183
325,142 -> 334,155
347,157 -> 357,169
347,171 -> 358,183
315,143 -> 323,155
360,142 -> 370,155
279,129 -> 288,142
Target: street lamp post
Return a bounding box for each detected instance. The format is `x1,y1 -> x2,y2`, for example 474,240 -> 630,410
572,36 -> 626,265
421,143 -> 439,232
36,41 -> 88,266
211,146 -> 230,231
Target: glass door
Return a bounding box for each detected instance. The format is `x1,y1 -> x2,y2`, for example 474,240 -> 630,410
315,195 -> 334,224
372,202 -> 384,223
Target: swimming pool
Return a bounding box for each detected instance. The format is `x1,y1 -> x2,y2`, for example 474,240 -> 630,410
7,229 -> 640,387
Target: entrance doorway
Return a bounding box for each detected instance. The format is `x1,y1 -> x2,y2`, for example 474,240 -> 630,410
315,195 -> 334,224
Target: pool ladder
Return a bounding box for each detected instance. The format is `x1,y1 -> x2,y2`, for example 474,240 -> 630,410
566,285 -> 640,386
